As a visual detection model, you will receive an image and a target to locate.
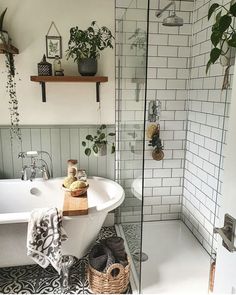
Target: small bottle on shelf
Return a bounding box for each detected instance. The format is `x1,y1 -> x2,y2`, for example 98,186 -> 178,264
77,169 -> 87,182
67,159 -> 78,178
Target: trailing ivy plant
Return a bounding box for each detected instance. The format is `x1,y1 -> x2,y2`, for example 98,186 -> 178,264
82,124 -> 115,157
5,52 -> 21,140
206,1 -> 236,74
0,8 -> 21,140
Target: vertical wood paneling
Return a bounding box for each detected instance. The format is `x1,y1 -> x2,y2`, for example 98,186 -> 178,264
11,137 -> 23,179
21,128 -> 33,170
79,128 -> 89,174
1,128 -> 14,179
0,130 -> 4,178
40,128 -> 52,177
50,128 -> 61,178
60,128 -> 70,176
30,129 -> 41,151
0,125 -> 115,180
69,128 -> 80,161
88,127 -> 98,177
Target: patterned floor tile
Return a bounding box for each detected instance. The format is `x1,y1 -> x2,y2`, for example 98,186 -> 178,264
0,226 -> 132,294
121,223 -> 142,275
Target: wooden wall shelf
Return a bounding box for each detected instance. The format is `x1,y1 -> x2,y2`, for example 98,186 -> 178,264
0,44 -> 19,54
30,75 -> 108,102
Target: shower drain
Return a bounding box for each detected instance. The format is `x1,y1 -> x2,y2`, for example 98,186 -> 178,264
133,251 -> 148,262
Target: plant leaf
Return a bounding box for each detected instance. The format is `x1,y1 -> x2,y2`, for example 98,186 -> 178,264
0,8 -> 7,31
100,133 -> 106,140
108,132 -> 115,136
210,47 -> 222,63
219,15 -> 232,33
85,148 -> 91,156
82,141 -> 86,147
206,59 -> 212,74
111,144 -> 115,154
86,134 -> 93,141
230,3 -> 236,16
93,145 -> 98,154
100,124 -> 106,129
208,3 -> 220,20
216,11 -> 222,22
228,34 -> 236,47
211,30 -> 222,47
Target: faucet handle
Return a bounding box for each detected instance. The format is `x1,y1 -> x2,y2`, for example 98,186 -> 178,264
18,152 -> 26,158
42,165 -> 50,180
21,165 -> 28,181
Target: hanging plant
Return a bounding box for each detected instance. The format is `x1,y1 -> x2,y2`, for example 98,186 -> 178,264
82,125 -> 115,157
206,2 -> 236,76
0,8 -> 21,140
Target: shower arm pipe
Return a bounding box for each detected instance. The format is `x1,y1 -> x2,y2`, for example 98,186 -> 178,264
155,1 -> 174,17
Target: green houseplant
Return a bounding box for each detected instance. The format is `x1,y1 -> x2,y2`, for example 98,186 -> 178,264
0,8 -> 8,44
66,21 -> 114,76
82,125 -> 115,157
207,1 -> 236,75
0,8 -> 21,140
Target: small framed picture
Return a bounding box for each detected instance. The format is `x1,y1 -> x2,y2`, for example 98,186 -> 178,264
46,36 -> 62,58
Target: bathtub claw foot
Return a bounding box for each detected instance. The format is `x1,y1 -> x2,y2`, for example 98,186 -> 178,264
61,255 -> 75,293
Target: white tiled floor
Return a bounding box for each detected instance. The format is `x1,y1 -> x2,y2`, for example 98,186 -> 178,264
141,220 -> 211,294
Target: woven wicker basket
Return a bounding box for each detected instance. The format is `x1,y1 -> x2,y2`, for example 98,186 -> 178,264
88,258 -> 130,294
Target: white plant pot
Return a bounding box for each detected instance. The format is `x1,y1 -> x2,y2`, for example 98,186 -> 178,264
0,31 -> 9,44
93,144 -> 107,157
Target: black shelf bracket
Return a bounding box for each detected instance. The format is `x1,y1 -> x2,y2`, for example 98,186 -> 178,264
38,81 -> 102,103
40,82 -> 46,102
96,82 -> 100,103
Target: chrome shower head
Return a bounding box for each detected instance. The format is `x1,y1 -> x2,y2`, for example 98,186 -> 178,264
163,12 -> 183,26
155,0 -> 184,27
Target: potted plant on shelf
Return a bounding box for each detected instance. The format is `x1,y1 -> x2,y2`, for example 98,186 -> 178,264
0,8 -> 8,44
82,125 -> 115,157
0,8 -> 21,140
66,21 -> 114,76
207,2 -> 236,88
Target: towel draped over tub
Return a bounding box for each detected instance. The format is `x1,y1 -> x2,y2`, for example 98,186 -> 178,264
27,207 -> 67,273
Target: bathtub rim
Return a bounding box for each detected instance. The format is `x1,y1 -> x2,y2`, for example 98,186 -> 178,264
0,176 -> 125,224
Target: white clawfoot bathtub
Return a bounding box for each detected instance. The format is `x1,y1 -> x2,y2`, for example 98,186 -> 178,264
0,177 -> 124,268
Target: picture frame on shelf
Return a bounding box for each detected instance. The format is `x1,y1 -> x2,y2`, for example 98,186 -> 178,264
46,36 -> 62,59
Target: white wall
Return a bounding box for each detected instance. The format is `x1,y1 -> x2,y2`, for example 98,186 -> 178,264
0,0 -> 115,125
182,0 -> 232,255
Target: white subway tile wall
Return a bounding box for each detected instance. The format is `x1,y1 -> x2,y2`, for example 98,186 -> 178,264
115,0 -> 233,255
116,0 -> 192,223
182,0 -> 233,254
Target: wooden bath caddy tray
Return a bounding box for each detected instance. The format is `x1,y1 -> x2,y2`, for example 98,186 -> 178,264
63,191 -> 88,216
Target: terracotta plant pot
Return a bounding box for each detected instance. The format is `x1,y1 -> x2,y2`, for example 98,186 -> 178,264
152,148 -> 164,161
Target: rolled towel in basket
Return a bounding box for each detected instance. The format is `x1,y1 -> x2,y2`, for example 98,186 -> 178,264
102,237 -> 128,267
89,243 -> 115,272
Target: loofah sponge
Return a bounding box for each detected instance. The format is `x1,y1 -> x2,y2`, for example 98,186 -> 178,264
146,124 -> 158,139
70,180 -> 87,191
63,176 -> 77,189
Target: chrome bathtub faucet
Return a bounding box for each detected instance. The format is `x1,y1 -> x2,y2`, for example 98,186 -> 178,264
18,150 -> 53,181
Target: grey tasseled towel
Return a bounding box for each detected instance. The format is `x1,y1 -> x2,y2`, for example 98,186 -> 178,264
89,243 -> 115,272
89,237 -> 128,272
